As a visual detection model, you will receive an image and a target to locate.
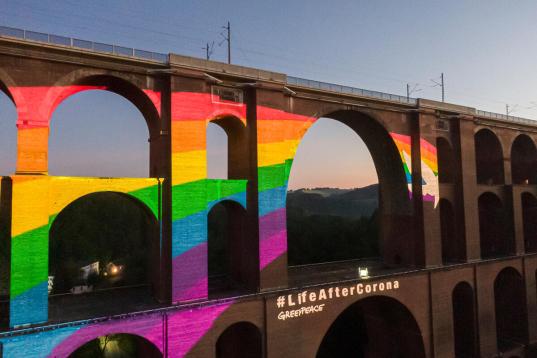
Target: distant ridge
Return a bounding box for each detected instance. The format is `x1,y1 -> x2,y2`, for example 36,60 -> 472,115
287,184 -> 378,218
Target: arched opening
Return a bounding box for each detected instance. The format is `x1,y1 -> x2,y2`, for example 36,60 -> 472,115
68,333 -> 162,358
475,129 -> 504,185
207,116 -> 248,180
0,84 -> 17,175
207,122 -> 228,179
48,192 -> 160,322
494,268 -> 528,352
208,200 -> 251,295
287,112 -> 411,282
0,84 -> 16,325
440,199 -> 463,263
511,135 -> 537,184
478,193 -> 514,258
437,137 -> 455,183
522,192 -> 537,252
49,90 -> 150,177
216,322 -> 262,358
317,296 -> 425,358
452,282 -> 477,357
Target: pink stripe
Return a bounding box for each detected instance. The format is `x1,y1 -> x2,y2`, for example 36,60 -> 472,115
167,302 -> 233,358
48,314 -> 164,357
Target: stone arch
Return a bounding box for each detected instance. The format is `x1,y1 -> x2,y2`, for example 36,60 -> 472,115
440,198 -> 464,263
316,295 -> 425,358
287,109 -> 412,267
475,128 -> 504,184
437,137 -> 456,183
511,134 -> 537,184
216,321 -> 262,358
63,332 -> 163,357
494,267 -> 528,352
48,191 -> 161,319
478,192 -> 514,258
522,192 -> 537,252
452,281 -> 477,357
207,113 -> 248,180
208,199 -> 254,294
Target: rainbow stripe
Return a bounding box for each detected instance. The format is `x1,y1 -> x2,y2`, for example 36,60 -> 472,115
9,176 -> 161,326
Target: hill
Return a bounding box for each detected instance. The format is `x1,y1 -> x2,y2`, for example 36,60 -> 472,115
287,184 -> 378,218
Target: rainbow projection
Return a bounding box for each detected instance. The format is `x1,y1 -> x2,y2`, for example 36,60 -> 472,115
9,176 -> 161,327
390,133 -> 439,207
171,92 -> 247,302
0,84 -> 438,357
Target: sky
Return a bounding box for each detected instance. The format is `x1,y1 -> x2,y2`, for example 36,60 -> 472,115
1,1 -> 537,188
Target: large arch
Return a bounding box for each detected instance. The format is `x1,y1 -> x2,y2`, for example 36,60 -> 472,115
49,90 -> 150,177
208,199 -> 252,295
287,110 -> 411,269
0,78 -> 17,175
216,321 -> 262,358
68,333 -> 162,358
522,192 -> 537,252
440,199 -> 464,263
511,134 -> 537,184
475,129 -> 504,184
494,267 -> 528,352
452,281 -> 477,357
316,295 -> 426,358
437,137 -> 456,183
44,72 -> 163,177
478,192 -> 514,258
48,191 -> 160,322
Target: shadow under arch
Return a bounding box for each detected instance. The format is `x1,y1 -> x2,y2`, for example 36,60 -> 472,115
208,199 -> 255,295
288,109 -> 412,267
494,267 -> 529,352
475,128 -> 504,184
68,333 -> 163,358
316,295 -> 425,358
478,192 -> 514,258
208,114 -> 248,180
511,134 -> 537,184
452,281 -> 477,357
216,321 -> 262,358
48,191 -> 161,322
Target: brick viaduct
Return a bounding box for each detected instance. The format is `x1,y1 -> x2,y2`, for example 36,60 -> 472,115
0,31 -> 536,357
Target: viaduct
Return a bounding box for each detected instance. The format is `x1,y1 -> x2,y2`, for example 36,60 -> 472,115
0,26 -> 536,357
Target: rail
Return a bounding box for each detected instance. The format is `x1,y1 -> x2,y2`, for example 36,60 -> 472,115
1,26 -> 535,126
0,25 -> 168,63
287,76 -> 418,105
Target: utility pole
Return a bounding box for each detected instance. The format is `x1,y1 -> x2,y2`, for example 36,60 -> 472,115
430,73 -> 445,102
406,83 -> 421,102
506,104 -> 510,117
219,21 -> 231,64
203,42 -> 214,60
441,72 -> 445,102
225,21 -> 231,64
407,83 -> 410,101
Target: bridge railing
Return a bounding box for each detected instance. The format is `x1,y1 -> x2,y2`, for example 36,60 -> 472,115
476,109 -> 535,125
0,25 -> 169,63
287,76 -> 418,105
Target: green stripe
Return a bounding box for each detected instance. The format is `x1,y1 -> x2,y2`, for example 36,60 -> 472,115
258,159 -> 293,192
11,225 -> 48,298
129,184 -> 160,218
171,179 -> 247,221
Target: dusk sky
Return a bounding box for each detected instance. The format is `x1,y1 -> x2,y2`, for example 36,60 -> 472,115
1,1 -> 537,188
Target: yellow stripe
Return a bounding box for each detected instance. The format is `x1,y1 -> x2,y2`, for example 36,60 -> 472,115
172,150 -> 207,186
258,140 -> 301,167
11,176 -> 49,237
49,177 -> 159,214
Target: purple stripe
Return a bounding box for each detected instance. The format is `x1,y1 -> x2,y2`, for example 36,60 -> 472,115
259,208 -> 287,269
48,315 -> 163,357
172,243 -> 208,302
